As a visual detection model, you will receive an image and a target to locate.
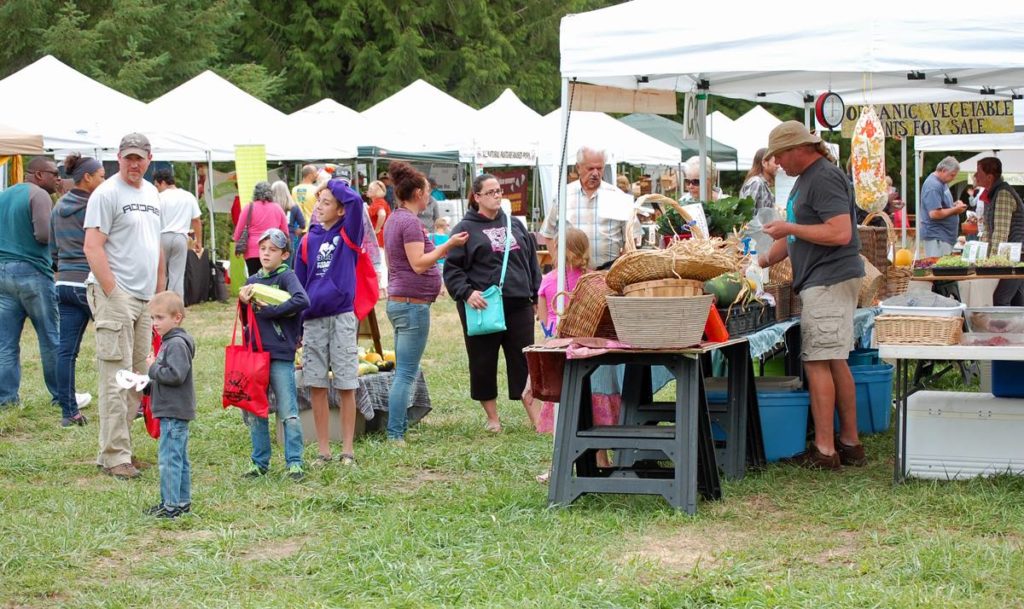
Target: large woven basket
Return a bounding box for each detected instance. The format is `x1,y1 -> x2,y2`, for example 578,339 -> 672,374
874,314 -> 963,346
607,238 -> 738,291
768,257 -> 793,285
556,271 -> 618,339
622,278 -> 704,298
606,294 -> 714,348
858,211 -> 895,274
859,255 -> 884,307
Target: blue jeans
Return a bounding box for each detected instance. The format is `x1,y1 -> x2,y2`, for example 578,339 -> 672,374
56,284 -> 92,418
246,359 -> 304,468
0,261 -> 59,405
385,301 -> 431,439
158,418 -> 192,508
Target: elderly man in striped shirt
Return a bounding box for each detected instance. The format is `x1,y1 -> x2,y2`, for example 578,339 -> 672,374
540,146 -> 630,270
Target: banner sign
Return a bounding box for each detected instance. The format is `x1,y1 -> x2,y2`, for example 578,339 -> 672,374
841,101 -> 1015,138
570,83 -> 677,115
490,168 -> 529,215
234,145 -> 267,208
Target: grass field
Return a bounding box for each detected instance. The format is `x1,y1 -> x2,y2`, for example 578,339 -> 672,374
2,298 -> 1024,608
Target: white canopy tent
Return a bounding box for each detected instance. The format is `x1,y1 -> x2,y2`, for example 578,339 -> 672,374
553,0 -> 1024,291
360,79 -> 478,162
0,123 -> 43,155
536,108 -> 681,214
0,55 -> 206,159
474,89 -> 542,166
148,71 -> 354,161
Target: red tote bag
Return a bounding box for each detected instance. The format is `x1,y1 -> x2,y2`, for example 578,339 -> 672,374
222,303 -> 271,418
301,229 -> 379,320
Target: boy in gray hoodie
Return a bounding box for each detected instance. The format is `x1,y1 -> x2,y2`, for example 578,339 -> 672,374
144,291 -> 197,519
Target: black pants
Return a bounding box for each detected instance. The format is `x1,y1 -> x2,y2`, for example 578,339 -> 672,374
457,298 -> 535,401
993,279 -> 1024,306
244,257 -> 262,276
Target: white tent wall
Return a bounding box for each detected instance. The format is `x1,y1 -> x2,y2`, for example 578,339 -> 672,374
360,79 -> 478,162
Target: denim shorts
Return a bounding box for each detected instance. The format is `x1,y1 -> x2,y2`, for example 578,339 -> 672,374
302,312 -> 359,390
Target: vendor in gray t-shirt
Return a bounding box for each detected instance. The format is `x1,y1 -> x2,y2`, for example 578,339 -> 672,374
758,121 -> 866,472
919,156 -> 966,258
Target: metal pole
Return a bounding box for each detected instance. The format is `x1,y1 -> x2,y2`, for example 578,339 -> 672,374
697,92 -> 707,206
556,78 -> 570,314
914,150 -> 922,256
900,138 -> 908,247
206,151 -> 217,255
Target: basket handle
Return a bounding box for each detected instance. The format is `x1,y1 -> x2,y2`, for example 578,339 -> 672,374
862,210 -> 895,247
645,194 -> 706,240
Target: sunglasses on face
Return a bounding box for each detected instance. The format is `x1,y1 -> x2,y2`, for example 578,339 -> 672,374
684,179 -> 700,186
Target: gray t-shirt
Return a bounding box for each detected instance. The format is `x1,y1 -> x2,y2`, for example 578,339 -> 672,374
785,157 -> 864,293
920,173 -> 958,244
84,174 -> 163,300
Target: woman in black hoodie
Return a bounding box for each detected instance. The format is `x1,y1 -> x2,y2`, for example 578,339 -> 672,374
443,174 -> 542,433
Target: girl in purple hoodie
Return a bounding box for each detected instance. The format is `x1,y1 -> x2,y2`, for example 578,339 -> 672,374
294,178 -> 364,466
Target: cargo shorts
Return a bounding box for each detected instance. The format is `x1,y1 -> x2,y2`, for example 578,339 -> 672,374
301,312 -> 359,390
799,277 -> 859,362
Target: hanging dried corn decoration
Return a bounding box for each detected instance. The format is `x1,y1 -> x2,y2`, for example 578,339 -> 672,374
851,106 -> 888,213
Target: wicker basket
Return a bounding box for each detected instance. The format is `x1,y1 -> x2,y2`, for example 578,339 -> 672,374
859,256 -> 884,307
524,347 -> 566,402
858,211 -> 895,274
556,271 -> 618,339
768,257 -> 793,285
765,282 -> 792,321
874,314 -> 963,346
622,278 -> 704,298
883,266 -> 912,299
606,294 -> 714,348
607,238 -> 739,291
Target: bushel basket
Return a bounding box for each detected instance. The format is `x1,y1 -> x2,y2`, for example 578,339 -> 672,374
606,294 -> 714,348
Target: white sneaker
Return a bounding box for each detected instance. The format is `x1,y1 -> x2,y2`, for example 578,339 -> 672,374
76,393 -> 92,409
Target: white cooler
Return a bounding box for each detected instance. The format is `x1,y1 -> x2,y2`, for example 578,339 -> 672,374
905,391 -> 1024,480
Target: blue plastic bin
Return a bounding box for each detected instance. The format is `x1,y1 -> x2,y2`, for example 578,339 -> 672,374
847,348 -> 880,367
707,389 -> 810,462
992,360 -> 1024,397
839,363 -> 894,434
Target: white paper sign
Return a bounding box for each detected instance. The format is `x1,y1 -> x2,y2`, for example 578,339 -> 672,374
962,241 -> 989,263
997,242 -> 1022,263
597,189 -> 635,222
680,203 -> 710,239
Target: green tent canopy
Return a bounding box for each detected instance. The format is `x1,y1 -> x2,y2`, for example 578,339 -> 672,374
356,147 -> 461,163
619,113 -> 737,165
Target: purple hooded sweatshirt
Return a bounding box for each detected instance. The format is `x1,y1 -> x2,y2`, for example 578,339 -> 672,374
294,179 -> 365,320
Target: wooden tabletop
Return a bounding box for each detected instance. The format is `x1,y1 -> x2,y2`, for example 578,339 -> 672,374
524,337 -> 748,356
911,273 -> 1020,281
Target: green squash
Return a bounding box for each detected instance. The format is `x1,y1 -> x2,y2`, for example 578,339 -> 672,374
704,272 -> 744,306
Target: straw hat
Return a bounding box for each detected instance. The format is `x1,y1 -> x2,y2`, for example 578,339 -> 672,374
766,120 -> 822,158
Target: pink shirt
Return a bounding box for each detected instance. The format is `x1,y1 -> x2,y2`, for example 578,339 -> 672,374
538,267 -> 583,327
232,200 -> 289,259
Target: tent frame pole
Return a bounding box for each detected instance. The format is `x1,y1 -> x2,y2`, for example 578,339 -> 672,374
556,78 -> 570,314
900,138 -> 908,247
914,150 -> 922,256
697,92 -> 707,204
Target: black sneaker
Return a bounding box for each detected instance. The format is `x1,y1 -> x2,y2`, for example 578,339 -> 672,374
155,506 -> 184,519
242,464 -> 268,478
61,413 -> 87,428
144,503 -> 166,516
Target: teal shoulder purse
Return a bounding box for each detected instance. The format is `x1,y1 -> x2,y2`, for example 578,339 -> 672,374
466,212 -> 513,336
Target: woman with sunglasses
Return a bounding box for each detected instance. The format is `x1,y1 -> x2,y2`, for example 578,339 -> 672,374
443,174 -> 542,433
680,155 -> 723,202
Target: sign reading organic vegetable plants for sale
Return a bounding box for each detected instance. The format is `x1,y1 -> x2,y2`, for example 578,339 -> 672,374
841,100 -> 1015,138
